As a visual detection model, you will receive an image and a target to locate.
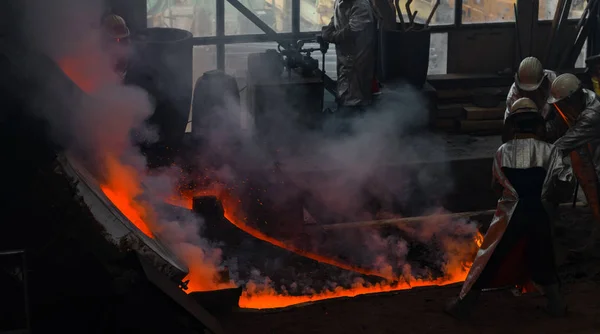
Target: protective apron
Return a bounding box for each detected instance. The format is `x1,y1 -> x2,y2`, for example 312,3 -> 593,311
554,89 -> 600,224
459,138 -> 570,299
324,0 -> 376,107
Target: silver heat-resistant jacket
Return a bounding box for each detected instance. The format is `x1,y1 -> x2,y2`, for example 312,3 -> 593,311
554,89 -> 600,222
504,70 -> 558,122
460,138 -> 571,299
323,0 -> 376,107
554,89 -> 600,173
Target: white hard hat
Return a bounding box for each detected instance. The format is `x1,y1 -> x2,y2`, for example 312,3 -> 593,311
547,73 -> 582,104
510,97 -> 539,114
515,57 -> 546,91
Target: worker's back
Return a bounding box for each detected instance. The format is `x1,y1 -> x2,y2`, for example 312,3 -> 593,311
502,166 -> 547,199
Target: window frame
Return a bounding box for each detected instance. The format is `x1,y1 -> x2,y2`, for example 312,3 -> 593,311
146,0 -> 589,72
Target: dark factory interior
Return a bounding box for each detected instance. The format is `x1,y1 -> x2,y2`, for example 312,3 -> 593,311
1,0 -> 600,333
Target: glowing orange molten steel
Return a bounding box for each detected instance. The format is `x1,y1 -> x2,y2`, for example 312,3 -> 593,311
183,189 -> 484,309
100,155 -> 154,238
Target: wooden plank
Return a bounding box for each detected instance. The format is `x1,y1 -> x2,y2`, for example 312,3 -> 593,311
437,87 -> 510,101
459,120 -> 504,133
436,104 -> 465,119
433,119 -> 458,130
464,106 -> 505,120
436,88 -> 471,100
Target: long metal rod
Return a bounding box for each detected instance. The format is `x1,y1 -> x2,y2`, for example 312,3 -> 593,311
317,201 -> 586,230
454,0 -> 463,26
292,0 -> 300,34
216,0 -> 225,70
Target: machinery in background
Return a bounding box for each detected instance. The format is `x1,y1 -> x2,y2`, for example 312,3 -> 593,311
246,37 -> 330,154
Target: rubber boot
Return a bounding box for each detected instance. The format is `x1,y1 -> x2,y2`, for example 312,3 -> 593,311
445,290 -> 480,320
541,284 -> 567,317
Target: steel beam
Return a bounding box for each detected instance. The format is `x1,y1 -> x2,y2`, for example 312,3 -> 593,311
292,0 -> 300,34
216,0 -> 225,70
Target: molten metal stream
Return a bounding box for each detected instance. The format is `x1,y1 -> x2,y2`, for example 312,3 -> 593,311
181,190 -> 483,309
106,183 -> 482,309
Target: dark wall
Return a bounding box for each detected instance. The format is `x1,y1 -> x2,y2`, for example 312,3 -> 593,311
447,22 -> 581,74
107,0 -> 147,33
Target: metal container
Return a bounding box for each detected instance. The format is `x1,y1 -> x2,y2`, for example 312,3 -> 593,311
378,24 -> 432,88
126,28 -> 193,168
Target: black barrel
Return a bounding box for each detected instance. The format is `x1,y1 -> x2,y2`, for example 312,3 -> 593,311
378,24 -> 431,88
188,70 -> 241,170
191,70 -> 241,137
125,27 -> 193,168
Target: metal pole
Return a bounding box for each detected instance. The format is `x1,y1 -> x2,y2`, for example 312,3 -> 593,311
454,0 -> 463,27
292,0 -> 300,34
216,0 -> 225,70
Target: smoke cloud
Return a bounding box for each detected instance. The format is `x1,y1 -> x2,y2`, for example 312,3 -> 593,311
18,0 -> 228,291
16,0 -> 479,299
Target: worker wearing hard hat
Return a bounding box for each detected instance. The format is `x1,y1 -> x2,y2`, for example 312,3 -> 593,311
505,57 -> 557,123
321,0 -> 376,110
549,73 -> 600,228
101,13 -> 131,80
446,97 -> 571,320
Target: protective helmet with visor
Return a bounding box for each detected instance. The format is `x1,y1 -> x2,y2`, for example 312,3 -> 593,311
547,73 -> 584,127
515,57 -> 547,92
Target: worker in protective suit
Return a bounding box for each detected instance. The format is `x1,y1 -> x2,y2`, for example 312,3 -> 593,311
549,73 -> 600,232
321,0 -> 376,110
446,97 -> 571,319
102,13 -> 131,80
505,57 -> 558,124
584,54 -> 600,96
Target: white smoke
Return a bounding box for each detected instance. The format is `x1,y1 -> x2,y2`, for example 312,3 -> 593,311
19,0 -> 228,290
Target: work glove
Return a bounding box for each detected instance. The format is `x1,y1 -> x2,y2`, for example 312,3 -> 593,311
321,24 -> 335,43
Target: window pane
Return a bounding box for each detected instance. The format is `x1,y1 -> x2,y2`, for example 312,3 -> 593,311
147,0 -> 216,37
575,39 -> 587,68
462,0 -> 516,24
539,0 -> 587,20
429,33 -> 448,74
395,0 -> 455,25
300,0 -> 334,31
225,0 -> 292,35
300,0 -> 454,31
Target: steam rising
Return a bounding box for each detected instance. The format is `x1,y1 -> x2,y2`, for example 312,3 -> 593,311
18,0 -> 480,301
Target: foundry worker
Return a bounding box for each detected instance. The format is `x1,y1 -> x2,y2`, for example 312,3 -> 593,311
505,57 -> 557,123
446,97 -> 571,319
101,13 -> 131,80
584,54 -> 600,96
321,0 -> 376,111
549,73 -> 600,229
